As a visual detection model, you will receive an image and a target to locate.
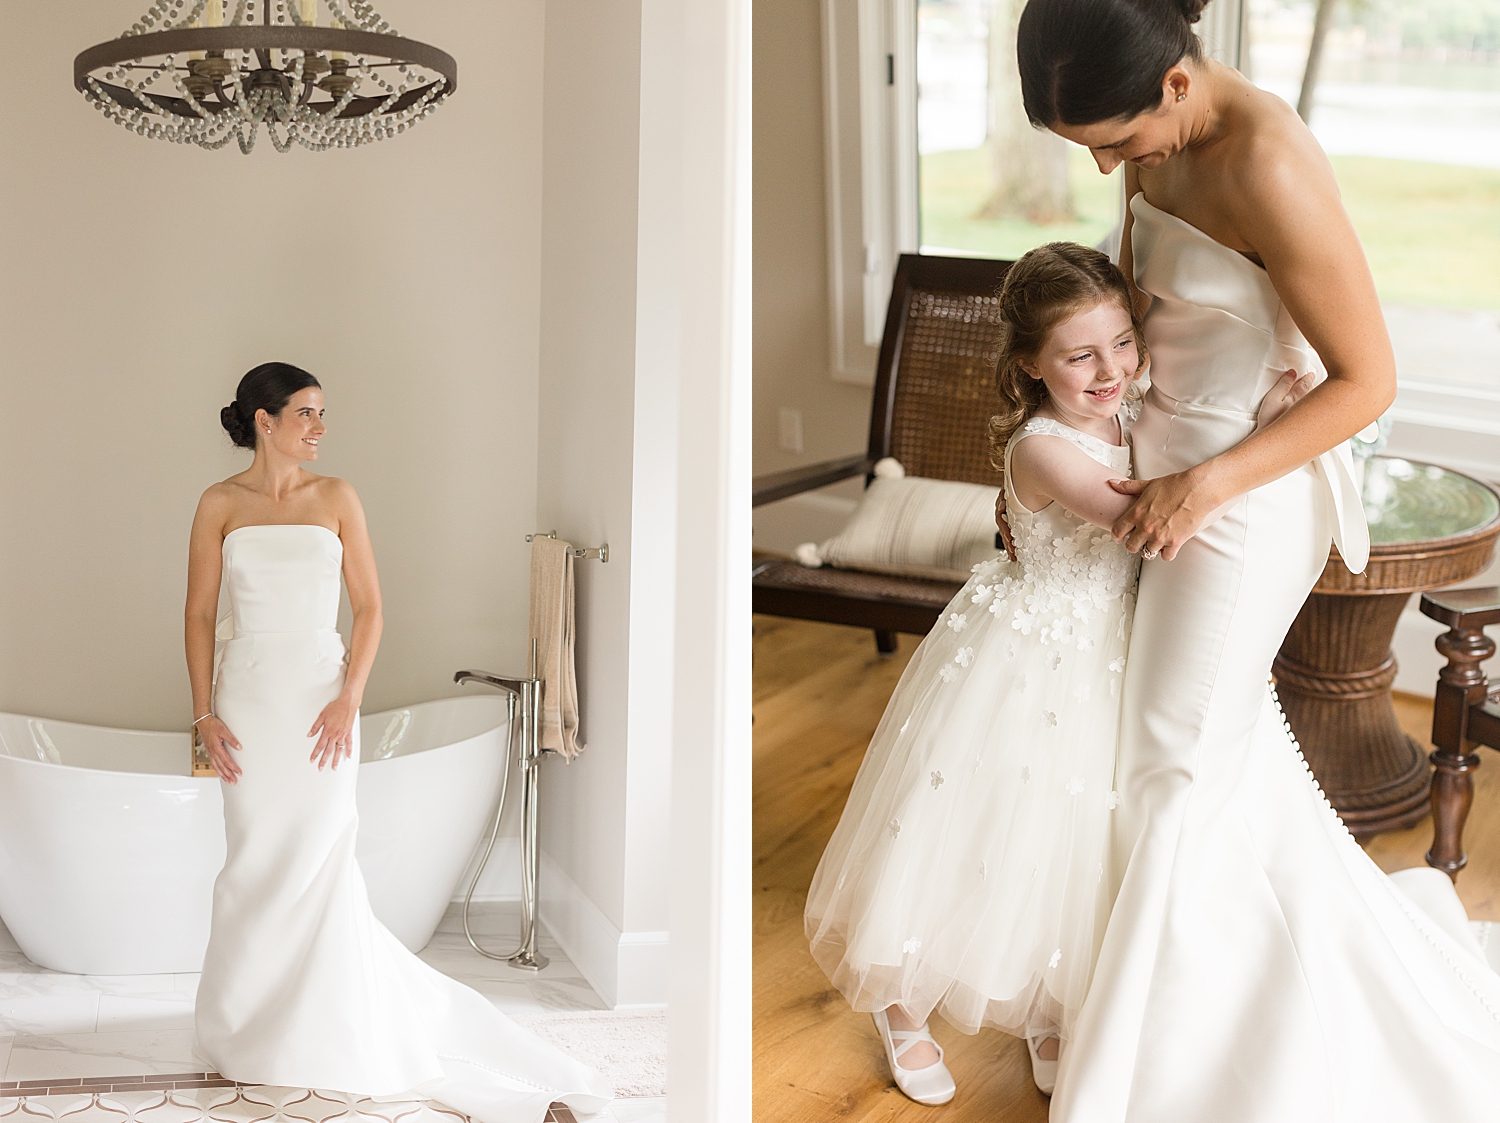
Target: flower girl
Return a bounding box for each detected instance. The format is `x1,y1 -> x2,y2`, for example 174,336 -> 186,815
803,242 -> 1307,1105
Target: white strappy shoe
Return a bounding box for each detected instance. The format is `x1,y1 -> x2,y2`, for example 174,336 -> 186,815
1027,1032 -> 1058,1096
872,1008 -> 957,1106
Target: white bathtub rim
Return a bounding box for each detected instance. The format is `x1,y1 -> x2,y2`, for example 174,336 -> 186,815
0,695 -> 512,779
0,749 -> 212,783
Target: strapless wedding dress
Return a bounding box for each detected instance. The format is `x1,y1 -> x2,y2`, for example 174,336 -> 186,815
1052,197 -> 1500,1121
194,524 -> 613,1123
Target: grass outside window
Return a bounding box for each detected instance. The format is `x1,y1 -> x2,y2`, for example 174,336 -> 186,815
920,148 -> 1500,312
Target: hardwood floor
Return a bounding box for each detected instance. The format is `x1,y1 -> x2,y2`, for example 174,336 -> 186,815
752,614 -> 1500,1121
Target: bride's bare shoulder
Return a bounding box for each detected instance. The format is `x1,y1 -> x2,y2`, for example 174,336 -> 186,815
197,478 -> 243,510
310,474 -> 365,523
310,473 -> 359,501
1225,84 -> 1340,207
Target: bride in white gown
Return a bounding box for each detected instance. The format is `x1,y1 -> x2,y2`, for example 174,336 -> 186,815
1011,1 -> 1500,1119
185,364 -> 613,1123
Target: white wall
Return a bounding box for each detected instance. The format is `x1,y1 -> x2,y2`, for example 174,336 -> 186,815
531,0 -> 673,1008
0,0 -> 546,734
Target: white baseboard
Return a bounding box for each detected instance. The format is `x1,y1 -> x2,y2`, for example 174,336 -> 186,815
536,851 -> 670,1009
449,838 -> 670,1007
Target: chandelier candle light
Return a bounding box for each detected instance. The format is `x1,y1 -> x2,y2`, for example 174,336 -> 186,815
74,0 -> 457,154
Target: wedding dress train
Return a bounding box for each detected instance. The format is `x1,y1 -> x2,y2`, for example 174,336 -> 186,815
194,524 -> 613,1123
1051,195 -> 1500,1121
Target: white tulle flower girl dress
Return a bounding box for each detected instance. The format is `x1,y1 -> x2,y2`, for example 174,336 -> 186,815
805,410 -> 1139,1054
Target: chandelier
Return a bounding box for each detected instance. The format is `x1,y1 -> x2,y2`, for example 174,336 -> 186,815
74,0 -> 457,154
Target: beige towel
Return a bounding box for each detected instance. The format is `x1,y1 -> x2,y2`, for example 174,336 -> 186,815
528,535 -> 585,759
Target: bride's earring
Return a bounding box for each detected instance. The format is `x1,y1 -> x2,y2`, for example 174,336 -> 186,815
1177,93 -> 1187,102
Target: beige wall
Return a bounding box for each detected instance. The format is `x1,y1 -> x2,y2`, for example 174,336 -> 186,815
752,0 -> 872,554
533,0 -> 674,1003
0,1 -> 545,730
752,0 -> 871,480
535,0 -> 642,939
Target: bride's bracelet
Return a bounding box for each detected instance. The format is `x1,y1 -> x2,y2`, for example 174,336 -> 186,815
192,712 -> 214,727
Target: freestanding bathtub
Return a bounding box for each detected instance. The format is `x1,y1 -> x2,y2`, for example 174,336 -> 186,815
0,694 -> 509,975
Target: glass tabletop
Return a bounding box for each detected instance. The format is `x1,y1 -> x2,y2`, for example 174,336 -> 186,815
1361,456 -> 1500,545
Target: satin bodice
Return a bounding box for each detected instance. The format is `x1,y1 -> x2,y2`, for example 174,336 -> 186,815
1129,194 -> 1369,572
221,524 -> 342,635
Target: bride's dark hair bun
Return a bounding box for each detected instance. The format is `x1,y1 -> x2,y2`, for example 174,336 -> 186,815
220,402 -> 254,449
220,362 -> 322,450
1019,0 -> 1206,127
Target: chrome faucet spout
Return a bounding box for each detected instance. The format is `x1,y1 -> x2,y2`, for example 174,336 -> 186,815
454,669 -> 534,695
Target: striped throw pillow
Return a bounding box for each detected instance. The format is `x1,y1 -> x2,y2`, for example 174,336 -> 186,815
799,461 -> 1001,582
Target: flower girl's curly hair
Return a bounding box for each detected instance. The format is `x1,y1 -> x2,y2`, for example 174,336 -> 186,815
987,241 -> 1148,472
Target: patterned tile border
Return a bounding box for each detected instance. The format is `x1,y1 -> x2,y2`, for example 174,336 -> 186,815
0,1076 -> 233,1096
0,1077 -> 577,1123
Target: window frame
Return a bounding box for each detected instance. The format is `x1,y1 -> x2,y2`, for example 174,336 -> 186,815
820,0 -> 1497,479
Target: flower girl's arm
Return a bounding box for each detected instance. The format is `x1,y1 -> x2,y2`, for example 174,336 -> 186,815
1009,435 -> 1137,532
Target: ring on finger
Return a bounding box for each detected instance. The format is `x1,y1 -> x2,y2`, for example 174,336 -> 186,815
1141,547 -> 1160,560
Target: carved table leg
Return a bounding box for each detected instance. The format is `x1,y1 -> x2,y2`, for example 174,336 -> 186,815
1274,591 -> 1429,838
1426,622 -> 1497,879
1427,747 -> 1480,877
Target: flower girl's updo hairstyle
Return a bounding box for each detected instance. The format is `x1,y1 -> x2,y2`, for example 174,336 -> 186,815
987,242 -> 1147,471
1017,0 -> 1207,127
220,362 -> 322,450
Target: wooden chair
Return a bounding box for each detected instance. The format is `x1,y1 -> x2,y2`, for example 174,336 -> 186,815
752,253 -> 1012,654
1420,587 -> 1500,878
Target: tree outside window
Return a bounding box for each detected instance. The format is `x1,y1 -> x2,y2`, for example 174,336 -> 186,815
916,0 -> 1498,392
1254,0 -> 1500,390
916,0 -> 1122,258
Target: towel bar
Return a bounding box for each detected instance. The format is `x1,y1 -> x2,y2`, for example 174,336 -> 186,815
526,530 -> 608,562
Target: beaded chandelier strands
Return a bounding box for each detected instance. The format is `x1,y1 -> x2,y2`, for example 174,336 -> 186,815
74,0 -> 457,154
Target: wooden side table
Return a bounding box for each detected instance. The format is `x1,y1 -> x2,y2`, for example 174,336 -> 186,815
1274,457 -> 1500,839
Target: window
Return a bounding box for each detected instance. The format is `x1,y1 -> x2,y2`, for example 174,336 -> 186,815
826,0 -> 1498,470
819,0 -> 1239,387
1248,0 -> 1500,452
916,0 -> 1123,258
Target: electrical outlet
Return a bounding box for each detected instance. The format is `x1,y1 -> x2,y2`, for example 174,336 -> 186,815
778,407 -> 804,453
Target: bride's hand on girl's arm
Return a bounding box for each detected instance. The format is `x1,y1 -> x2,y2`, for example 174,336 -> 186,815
309,694 -> 359,771
1108,369 -> 1321,559
1107,471 -> 1224,561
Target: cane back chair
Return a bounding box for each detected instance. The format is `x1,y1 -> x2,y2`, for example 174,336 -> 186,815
752,253 -> 1013,654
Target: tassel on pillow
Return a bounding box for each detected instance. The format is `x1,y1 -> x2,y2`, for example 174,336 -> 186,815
794,460 -> 905,569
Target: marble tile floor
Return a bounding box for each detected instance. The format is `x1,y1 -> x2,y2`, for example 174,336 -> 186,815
0,904 -> 665,1121
0,903 -> 604,1082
